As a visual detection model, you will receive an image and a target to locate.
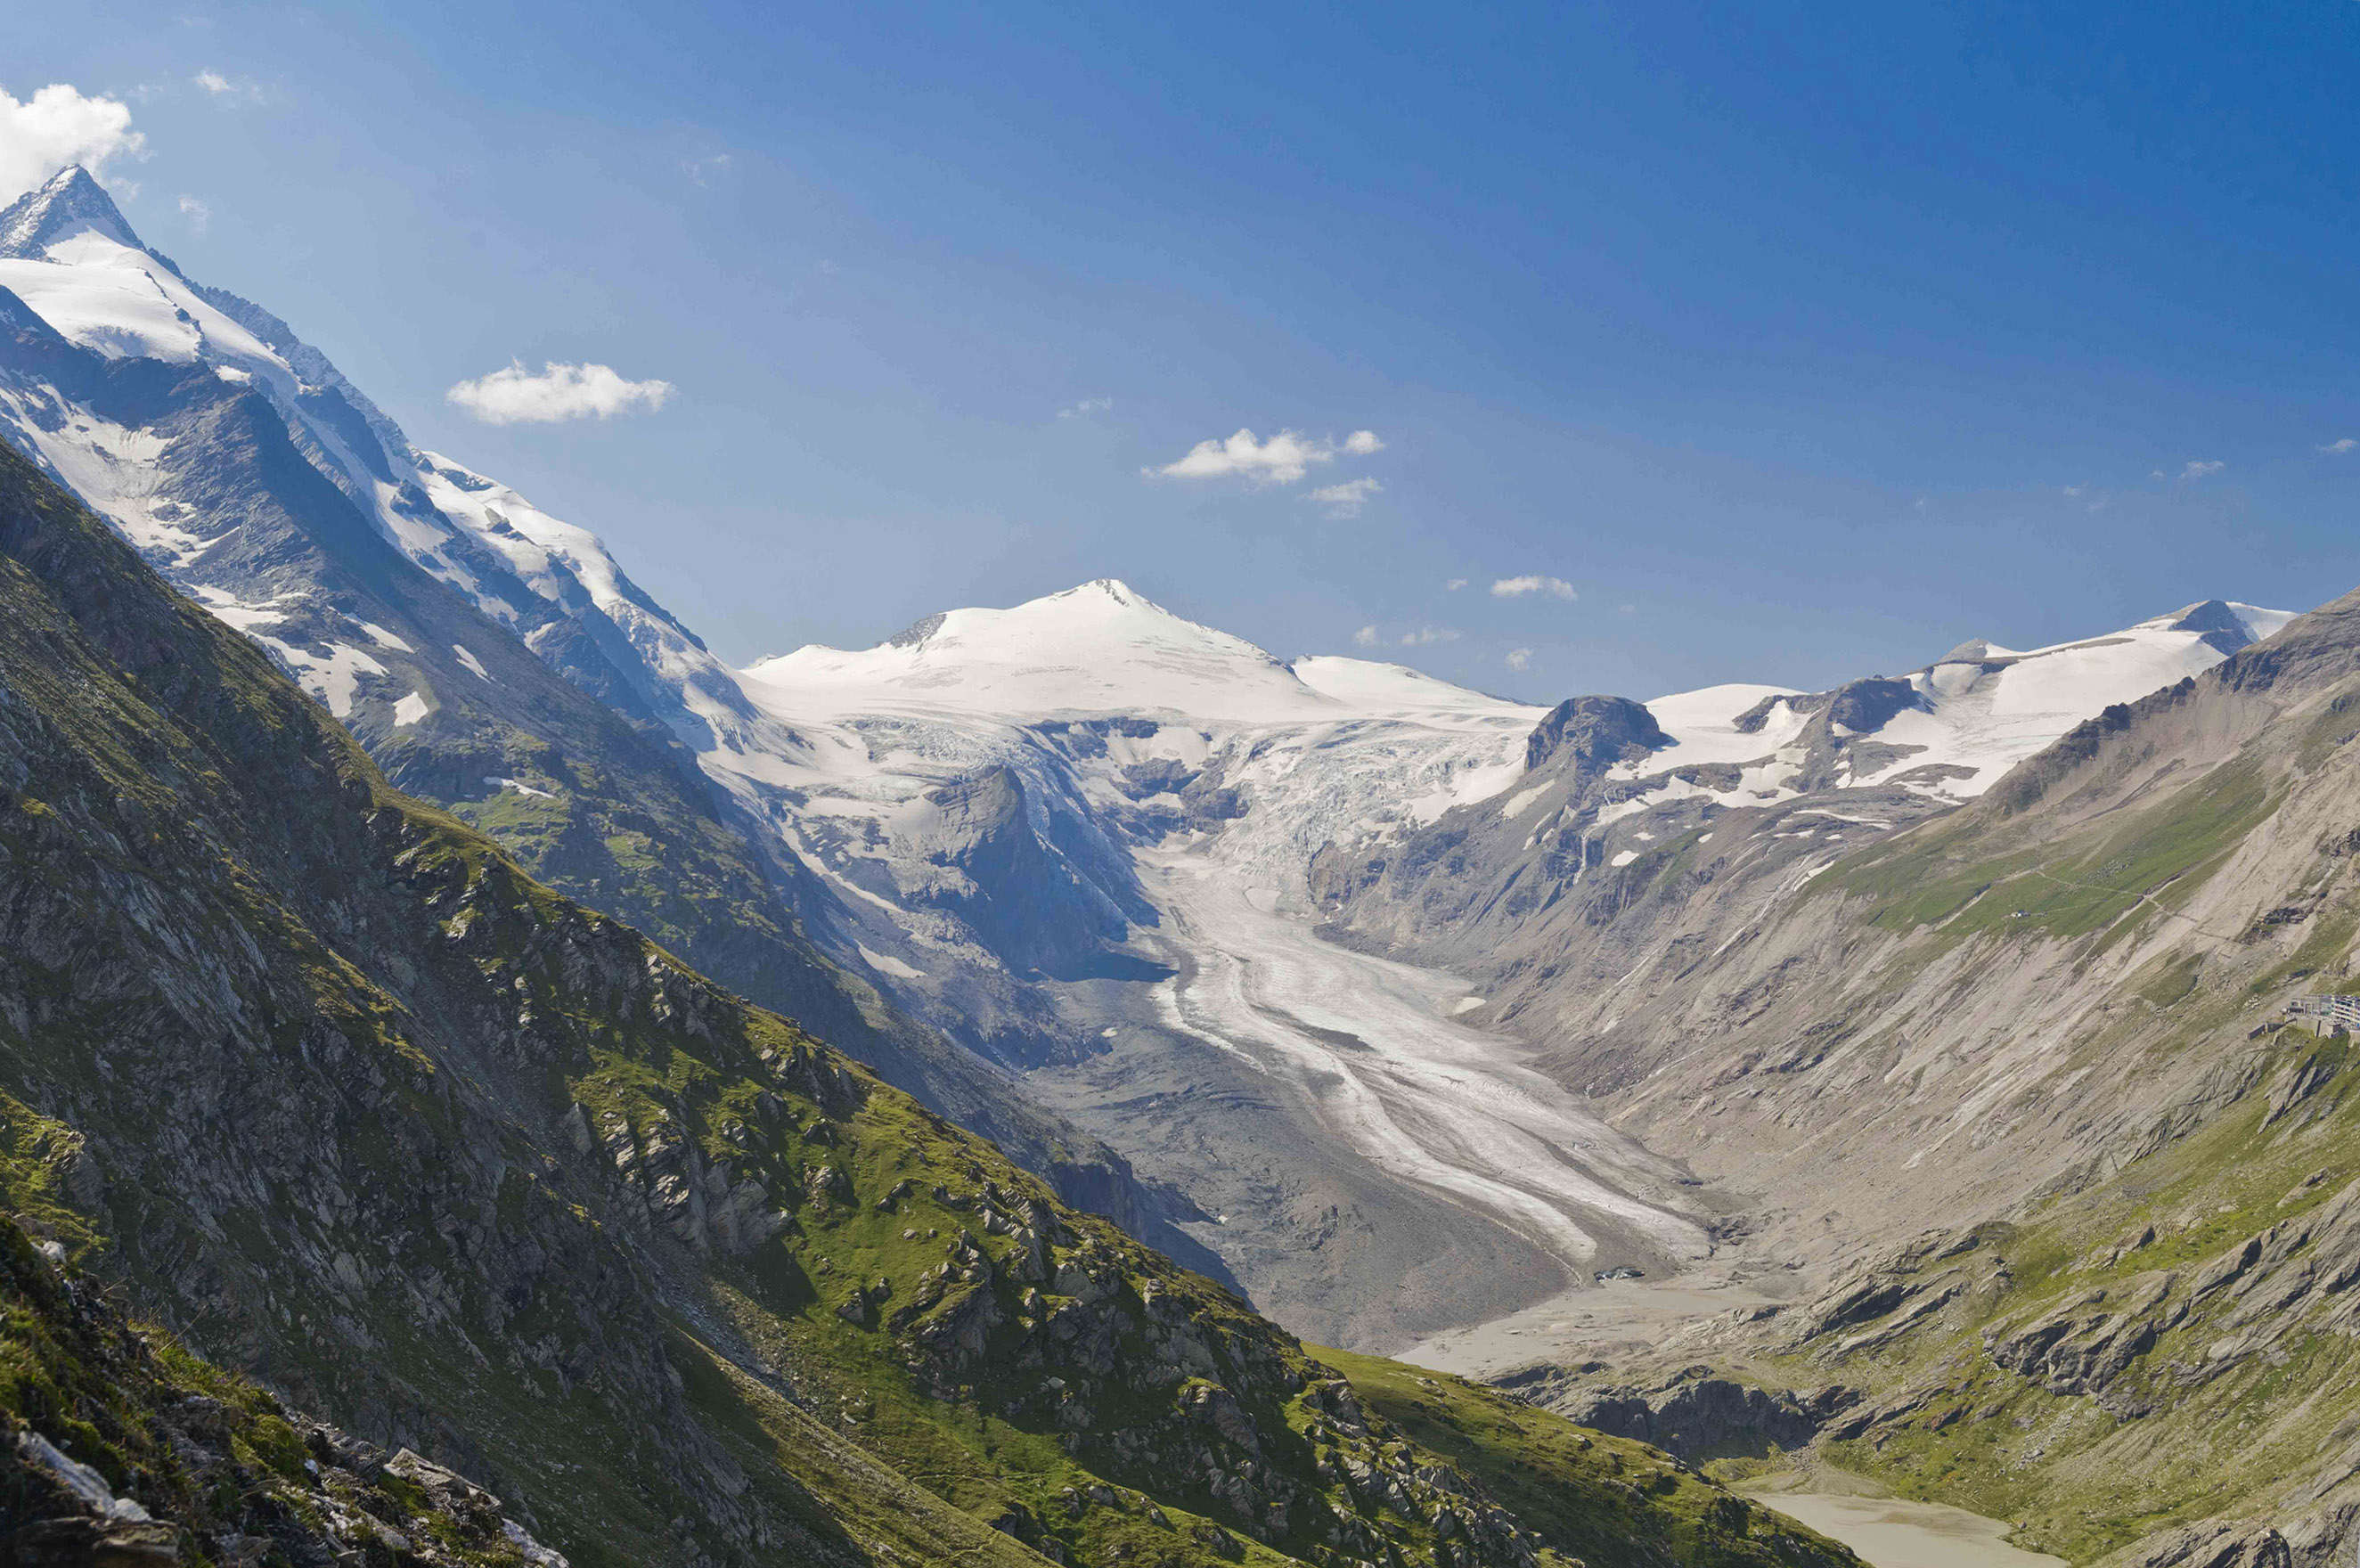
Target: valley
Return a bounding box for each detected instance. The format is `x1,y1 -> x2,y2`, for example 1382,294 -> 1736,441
1031,852 -> 1723,1351
4,154 -> 2359,1568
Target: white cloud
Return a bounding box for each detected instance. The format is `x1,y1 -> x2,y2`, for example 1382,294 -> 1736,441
1504,648 -> 1532,671
1490,574 -> 1576,601
1351,625 -> 1379,648
1618,603 -> 1636,614
176,194 -> 208,232
2062,485 -> 2085,497
1148,427 -> 1382,486
1445,577 -> 1467,591
2180,459 -> 2225,479
0,84 -> 145,203
2323,437 -> 2358,455
1058,396 -> 1114,420
1308,477 -> 1382,517
682,152 -> 731,185
445,361 -> 674,425
192,70 -> 263,105
1399,626 -> 1460,647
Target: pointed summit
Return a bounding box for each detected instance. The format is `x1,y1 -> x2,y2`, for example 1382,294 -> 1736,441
1072,576 -> 1148,607
2166,598 -> 2275,657
0,166 -> 145,261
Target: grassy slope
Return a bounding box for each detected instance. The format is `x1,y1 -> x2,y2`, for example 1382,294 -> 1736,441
1736,1031 -> 2360,1560
1319,1349 -> 1852,1568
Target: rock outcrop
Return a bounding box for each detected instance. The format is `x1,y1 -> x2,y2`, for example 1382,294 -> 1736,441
0,1212 -> 567,1567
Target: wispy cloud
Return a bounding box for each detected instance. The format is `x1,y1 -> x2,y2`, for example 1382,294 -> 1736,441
1490,574 -> 1576,601
1399,626 -> 1460,647
2323,437 -> 2358,455
1058,396 -> 1114,420
446,361 -> 674,425
1147,427 -> 1382,486
1351,625 -> 1379,649
1504,648 -> 1533,671
682,152 -> 732,186
176,193 -> 209,232
2179,459 -> 2225,480
0,83 -> 146,203
1444,577 -> 1467,592
192,70 -> 264,105
1308,477 -> 1382,517
2062,485 -> 2085,497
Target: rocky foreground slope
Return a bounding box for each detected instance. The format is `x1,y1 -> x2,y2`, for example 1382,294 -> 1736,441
1,1196 -> 565,1566
0,445 -> 1853,1566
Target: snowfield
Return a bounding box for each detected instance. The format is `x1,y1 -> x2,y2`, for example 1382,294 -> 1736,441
1627,606 -> 2294,806
726,578 -> 1544,894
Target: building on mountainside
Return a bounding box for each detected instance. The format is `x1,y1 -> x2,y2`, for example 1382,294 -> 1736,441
2287,993 -> 2360,1033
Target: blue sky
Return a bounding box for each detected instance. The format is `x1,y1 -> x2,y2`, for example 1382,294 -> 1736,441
9,2 -> 2360,700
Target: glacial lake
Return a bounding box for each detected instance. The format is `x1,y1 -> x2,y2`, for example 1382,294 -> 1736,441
1740,1484 -> 2069,1568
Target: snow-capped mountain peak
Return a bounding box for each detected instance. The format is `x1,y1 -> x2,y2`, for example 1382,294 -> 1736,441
0,166 -> 778,760
2153,598 -> 2298,652
744,576 -> 1547,731
747,576 -> 1327,722
0,172 -> 284,371
0,166 -> 143,259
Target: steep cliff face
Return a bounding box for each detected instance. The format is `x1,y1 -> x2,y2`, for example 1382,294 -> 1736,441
0,445 -> 1852,1568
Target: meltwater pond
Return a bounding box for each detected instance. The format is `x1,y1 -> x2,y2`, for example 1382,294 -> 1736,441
1741,1483 -> 2067,1568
